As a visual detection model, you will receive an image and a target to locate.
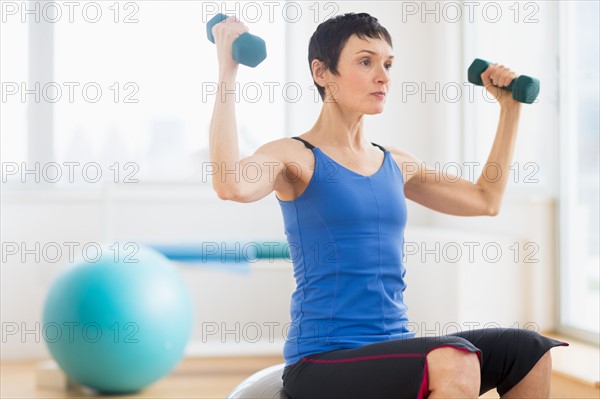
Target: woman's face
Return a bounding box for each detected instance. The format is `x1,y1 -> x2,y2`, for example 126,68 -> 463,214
319,34 -> 393,115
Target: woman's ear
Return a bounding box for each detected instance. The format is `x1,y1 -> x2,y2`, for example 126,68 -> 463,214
311,59 -> 327,87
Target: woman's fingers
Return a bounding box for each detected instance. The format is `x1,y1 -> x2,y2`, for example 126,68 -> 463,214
479,62 -> 520,104
480,64 -> 493,87
488,64 -> 518,87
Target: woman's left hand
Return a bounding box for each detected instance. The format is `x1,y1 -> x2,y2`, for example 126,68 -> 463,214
480,63 -> 521,109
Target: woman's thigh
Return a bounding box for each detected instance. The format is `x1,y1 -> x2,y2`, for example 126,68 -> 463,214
447,327 -> 569,396
282,328 -> 569,398
282,335 -> 481,399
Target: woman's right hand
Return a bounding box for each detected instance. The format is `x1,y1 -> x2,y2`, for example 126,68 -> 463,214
211,15 -> 250,74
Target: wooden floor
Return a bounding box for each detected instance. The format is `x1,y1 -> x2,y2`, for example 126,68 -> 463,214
1,355 -> 599,398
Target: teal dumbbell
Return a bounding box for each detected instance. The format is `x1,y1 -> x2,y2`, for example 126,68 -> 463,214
468,58 -> 540,104
206,13 -> 267,68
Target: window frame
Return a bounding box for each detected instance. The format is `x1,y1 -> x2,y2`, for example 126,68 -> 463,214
555,0 -> 600,346
23,2 -> 288,185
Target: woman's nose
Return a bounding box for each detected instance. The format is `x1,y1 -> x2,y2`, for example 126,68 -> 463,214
376,66 -> 390,84
376,65 -> 390,83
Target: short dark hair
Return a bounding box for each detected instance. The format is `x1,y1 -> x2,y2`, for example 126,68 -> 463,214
308,12 -> 393,101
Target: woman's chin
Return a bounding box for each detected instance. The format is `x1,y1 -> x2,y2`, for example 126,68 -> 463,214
365,105 -> 385,115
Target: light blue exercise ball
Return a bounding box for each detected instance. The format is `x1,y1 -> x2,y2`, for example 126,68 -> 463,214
42,243 -> 193,394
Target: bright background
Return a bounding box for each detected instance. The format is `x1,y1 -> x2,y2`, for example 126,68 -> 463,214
1,0 -> 598,363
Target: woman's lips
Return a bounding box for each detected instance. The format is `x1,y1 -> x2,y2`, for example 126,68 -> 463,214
371,92 -> 386,99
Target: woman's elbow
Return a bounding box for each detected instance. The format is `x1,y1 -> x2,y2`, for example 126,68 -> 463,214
214,186 -> 258,203
485,201 -> 500,216
216,191 -> 232,201
214,186 -> 238,201
487,207 -> 500,216
479,187 -> 500,216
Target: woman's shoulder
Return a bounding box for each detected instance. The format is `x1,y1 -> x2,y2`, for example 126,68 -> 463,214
254,136 -> 313,162
255,136 -> 315,196
384,145 -> 422,183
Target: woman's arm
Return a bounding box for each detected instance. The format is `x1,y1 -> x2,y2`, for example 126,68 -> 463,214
208,17 -> 285,202
391,64 -> 522,217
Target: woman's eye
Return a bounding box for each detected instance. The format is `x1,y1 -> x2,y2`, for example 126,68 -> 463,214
361,59 -> 392,69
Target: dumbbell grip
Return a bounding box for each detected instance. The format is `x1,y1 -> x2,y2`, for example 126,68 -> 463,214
206,13 -> 267,68
468,58 -> 540,104
206,13 -> 256,44
468,59 -> 511,88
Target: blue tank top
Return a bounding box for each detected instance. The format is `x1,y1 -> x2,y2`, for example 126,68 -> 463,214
277,137 -> 416,367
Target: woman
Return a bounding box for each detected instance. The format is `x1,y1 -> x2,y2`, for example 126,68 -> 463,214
209,12 -> 568,399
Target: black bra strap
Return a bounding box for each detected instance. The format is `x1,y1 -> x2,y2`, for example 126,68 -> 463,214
292,136 -> 385,152
291,136 -> 315,149
371,142 -> 386,152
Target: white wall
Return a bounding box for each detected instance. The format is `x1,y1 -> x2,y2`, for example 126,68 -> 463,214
0,185 -> 289,359
0,185 -> 557,359
0,186 -> 547,358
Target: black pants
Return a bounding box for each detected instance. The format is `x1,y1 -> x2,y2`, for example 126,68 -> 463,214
282,328 -> 569,399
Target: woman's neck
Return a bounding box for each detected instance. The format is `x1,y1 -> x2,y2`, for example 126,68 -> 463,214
307,104 -> 368,153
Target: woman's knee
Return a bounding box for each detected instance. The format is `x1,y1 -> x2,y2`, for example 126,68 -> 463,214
426,346 -> 481,395
535,350 -> 552,373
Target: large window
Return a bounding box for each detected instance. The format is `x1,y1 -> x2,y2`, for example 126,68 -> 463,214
0,6 -> 28,164
558,0 -> 600,340
465,1 -> 559,197
2,1 -> 286,184
462,0 -> 599,342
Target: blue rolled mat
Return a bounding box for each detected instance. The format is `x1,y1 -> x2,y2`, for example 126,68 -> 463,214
146,241 -> 290,274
